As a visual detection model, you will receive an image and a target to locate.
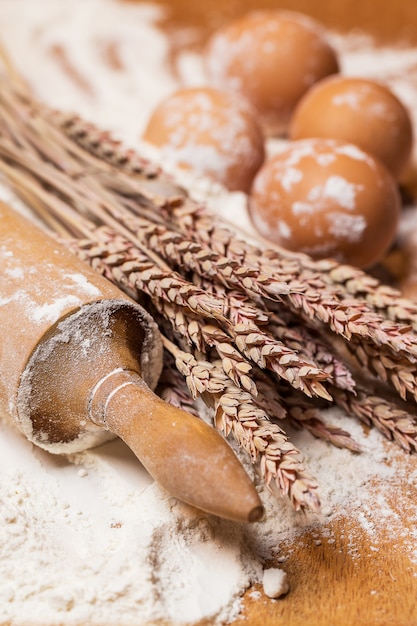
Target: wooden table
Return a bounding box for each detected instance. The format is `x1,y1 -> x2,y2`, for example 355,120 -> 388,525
235,475 -> 417,626
145,0 -> 417,45
128,1 -> 417,624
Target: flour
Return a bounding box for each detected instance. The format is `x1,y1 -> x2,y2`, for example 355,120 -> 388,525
262,567 -> 290,598
0,415 -> 261,625
0,1 -> 417,625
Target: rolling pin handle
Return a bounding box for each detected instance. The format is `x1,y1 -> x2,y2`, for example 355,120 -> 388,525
88,367 -> 264,524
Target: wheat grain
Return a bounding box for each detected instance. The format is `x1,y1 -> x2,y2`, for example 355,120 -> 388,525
252,368 -> 361,452
332,386 -> 417,453
163,338 -> 320,512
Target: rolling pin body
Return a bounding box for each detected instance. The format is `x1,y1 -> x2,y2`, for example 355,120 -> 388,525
0,203 -> 263,522
0,201 -> 162,452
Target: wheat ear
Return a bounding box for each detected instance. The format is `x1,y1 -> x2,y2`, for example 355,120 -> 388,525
163,337 -> 320,512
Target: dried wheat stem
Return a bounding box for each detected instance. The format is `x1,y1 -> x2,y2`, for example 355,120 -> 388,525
112,214 -> 294,299
252,368 -> 361,452
163,337 -> 320,512
70,231 -> 327,398
54,111 -> 164,180
151,298 -> 207,354
201,277 -> 353,398
290,416 -> 362,453
196,278 -> 332,398
332,386 -> 417,453
214,289 -> 270,327
64,231 -> 231,323
69,226 -> 331,397
267,311 -> 356,393
168,205 -> 417,360
196,278 -> 333,398
155,292 -> 331,398
343,339 -> 417,403
152,304 -> 259,395
319,260 -> 417,330
232,322 -> 332,399
156,352 -> 201,418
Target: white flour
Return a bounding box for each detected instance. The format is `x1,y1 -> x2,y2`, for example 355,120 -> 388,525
0,1 -> 417,624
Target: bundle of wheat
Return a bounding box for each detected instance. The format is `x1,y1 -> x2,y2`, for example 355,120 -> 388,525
1,62 -> 417,514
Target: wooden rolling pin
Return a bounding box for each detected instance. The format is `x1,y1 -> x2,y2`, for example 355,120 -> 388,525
0,202 -> 263,523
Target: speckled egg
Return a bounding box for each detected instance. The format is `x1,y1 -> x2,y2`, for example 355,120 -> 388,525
205,10 -> 339,136
289,76 -> 413,179
142,87 -> 265,192
249,138 -> 401,268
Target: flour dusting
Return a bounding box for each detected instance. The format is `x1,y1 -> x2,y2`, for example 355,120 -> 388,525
0,1 -> 417,625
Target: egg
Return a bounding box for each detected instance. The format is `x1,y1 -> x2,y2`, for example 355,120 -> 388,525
142,87 -> 265,193
205,10 -> 339,136
289,76 -> 413,179
248,139 -> 401,268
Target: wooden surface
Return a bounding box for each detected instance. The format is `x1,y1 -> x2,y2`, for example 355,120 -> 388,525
125,1 -> 417,625
236,479 -> 417,626
136,0 -> 417,45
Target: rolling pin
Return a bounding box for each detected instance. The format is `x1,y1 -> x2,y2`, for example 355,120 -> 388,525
0,201 -> 263,523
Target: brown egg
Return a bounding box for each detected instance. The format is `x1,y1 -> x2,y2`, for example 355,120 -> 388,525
142,87 -> 265,193
289,76 -> 413,179
205,10 -> 339,136
249,139 -> 401,268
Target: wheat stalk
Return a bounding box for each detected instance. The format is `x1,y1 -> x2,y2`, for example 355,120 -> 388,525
332,386 -> 417,453
156,352 -> 201,418
171,207 -> 417,354
65,229 -> 226,321
163,338 -> 320,511
193,277 -> 332,398
289,415 -> 362,452
252,368 -> 361,452
343,339 -> 417,403
297,256 -> 417,330
266,310 -> 357,392
71,232 -> 332,397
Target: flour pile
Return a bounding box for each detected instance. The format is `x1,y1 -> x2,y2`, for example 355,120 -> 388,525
0,415 -> 259,625
0,1 -> 417,625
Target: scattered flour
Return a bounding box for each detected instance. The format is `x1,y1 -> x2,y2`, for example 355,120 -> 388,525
262,567 -> 290,599
0,415 -> 260,626
0,1 -> 417,625
308,175 -> 360,210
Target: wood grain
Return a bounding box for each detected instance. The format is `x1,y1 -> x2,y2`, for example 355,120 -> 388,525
236,487 -> 417,625
129,1 -> 417,623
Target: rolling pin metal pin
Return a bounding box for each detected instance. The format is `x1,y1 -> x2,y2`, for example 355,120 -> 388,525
0,202 -> 263,523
